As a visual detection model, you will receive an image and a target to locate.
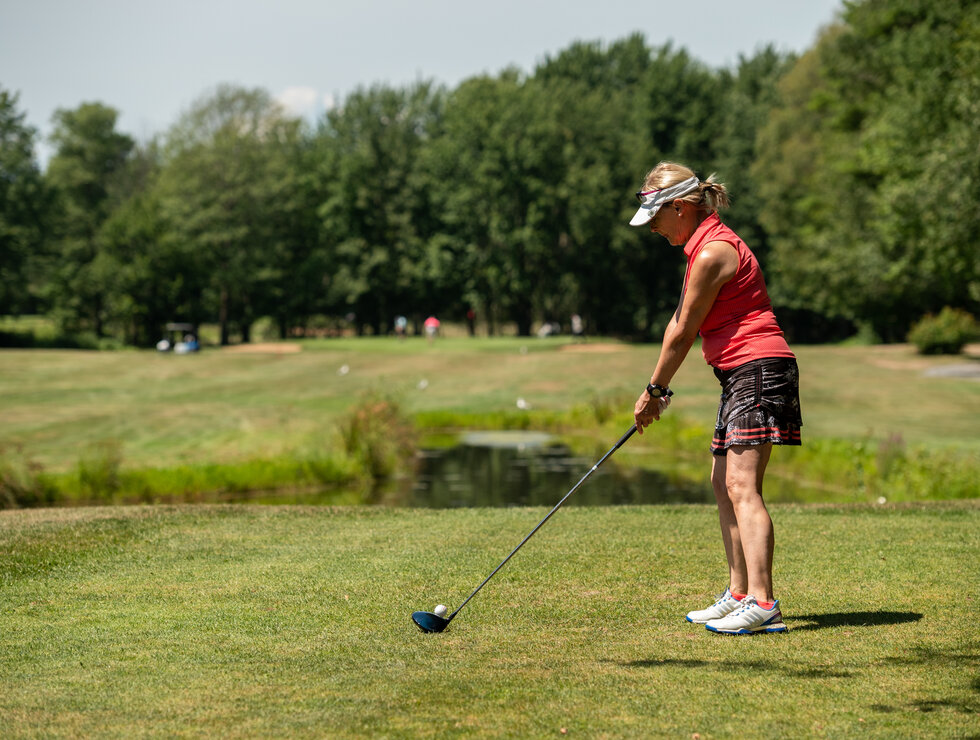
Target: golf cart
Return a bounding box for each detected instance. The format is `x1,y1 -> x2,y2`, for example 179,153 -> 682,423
156,322 -> 199,354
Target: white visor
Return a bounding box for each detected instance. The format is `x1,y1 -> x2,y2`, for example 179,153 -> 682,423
629,176 -> 700,226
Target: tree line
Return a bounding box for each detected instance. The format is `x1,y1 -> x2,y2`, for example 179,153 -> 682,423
1,0 -> 976,346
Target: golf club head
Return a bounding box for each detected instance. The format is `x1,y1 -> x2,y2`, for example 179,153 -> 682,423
412,610 -> 450,633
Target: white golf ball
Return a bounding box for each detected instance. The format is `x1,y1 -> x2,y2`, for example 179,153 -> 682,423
433,604 -> 448,617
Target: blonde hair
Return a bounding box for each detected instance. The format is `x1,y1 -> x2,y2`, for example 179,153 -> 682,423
641,161 -> 730,213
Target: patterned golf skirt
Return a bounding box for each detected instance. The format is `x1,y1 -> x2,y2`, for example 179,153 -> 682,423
711,357 -> 802,456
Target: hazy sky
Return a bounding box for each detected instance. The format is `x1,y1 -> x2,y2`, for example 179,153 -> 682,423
2,0 -> 842,160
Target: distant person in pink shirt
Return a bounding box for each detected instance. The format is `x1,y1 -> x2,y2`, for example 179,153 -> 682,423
629,161 -> 802,636
424,315 -> 440,343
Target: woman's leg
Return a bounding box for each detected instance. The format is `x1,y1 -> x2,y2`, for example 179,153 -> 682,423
722,443 -> 774,602
710,454 -> 748,595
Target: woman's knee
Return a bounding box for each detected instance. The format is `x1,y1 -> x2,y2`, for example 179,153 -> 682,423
723,445 -> 770,504
725,470 -> 761,506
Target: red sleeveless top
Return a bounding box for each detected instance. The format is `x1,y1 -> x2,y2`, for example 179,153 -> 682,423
683,213 -> 794,371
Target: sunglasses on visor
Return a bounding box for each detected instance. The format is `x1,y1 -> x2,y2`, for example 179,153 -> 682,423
635,187 -> 662,204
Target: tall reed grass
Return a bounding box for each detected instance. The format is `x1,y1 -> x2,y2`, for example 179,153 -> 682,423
337,395 -> 417,481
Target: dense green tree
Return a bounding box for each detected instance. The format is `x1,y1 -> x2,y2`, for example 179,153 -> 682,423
539,40 -> 734,337
535,33 -> 653,91
313,82 -> 447,335
426,39 -> 737,338
756,0 -> 979,340
532,38 -> 650,335
623,44 -> 730,336
753,36 -> 838,305
636,44 -> 723,174
750,34 -> 862,341
0,88 -> 49,315
44,102 -> 134,334
158,85 -> 307,344
536,77 -> 635,335
16,16 -> 976,347
96,181 -> 190,346
423,71 -> 572,336
46,103 -> 134,229
713,46 -> 796,266
260,134 -> 331,339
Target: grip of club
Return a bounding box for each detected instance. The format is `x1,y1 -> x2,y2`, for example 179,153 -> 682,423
614,425 -> 637,449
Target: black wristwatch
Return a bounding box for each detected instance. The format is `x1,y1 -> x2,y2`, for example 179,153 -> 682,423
646,383 -> 673,399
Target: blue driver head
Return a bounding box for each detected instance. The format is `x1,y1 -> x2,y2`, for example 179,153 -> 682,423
412,611 -> 450,633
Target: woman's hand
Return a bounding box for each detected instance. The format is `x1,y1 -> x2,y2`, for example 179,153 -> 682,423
633,392 -> 670,434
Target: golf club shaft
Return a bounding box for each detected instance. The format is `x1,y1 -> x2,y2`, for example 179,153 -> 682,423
448,424 -> 637,622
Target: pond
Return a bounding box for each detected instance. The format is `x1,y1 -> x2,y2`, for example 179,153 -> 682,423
386,430 -> 711,508
72,431 -> 712,509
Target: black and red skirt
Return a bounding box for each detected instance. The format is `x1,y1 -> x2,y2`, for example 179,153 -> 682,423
711,357 -> 802,456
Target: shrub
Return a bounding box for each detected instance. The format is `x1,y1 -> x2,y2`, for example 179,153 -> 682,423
907,307 -> 977,355
77,440 -> 123,501
338,396 -> 416,481
0,446 -> 58,508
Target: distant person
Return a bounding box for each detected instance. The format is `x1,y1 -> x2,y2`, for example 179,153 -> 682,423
571,314 -> 584,341
395,315 -> 408,340
629,161 -> 801,636
536,321 -> 559,338
424,315 -> 440,343
466,308 -> 476,337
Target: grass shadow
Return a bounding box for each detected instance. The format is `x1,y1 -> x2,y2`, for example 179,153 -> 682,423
881,645 -> 979,668
909,698 -> 978,714
618,658 -> 854,678
788,610 -> 923,632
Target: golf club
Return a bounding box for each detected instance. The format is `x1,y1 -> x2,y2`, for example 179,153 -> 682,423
412,420 -> 652,633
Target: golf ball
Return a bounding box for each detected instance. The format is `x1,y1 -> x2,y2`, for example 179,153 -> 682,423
434,604 -> 448,617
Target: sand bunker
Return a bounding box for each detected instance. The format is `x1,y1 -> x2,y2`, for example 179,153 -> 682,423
222,343 -> 302,354
558,343 -> 626,353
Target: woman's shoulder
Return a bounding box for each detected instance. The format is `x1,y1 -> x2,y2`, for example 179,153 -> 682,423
698,239 -> 739,262
692,240 -> 739,283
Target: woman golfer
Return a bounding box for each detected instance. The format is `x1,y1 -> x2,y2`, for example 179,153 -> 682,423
630,161 -> 801,635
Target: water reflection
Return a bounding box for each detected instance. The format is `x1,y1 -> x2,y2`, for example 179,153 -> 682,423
402,433 -> 710,508
88,432 -> 711,508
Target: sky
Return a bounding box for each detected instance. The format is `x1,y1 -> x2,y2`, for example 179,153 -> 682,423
1,0 -> 843,163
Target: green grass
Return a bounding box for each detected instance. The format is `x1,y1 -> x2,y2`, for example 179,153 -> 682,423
4,338 -> 980,469
1,339 -> 978,469
1,503 -> 977,738
2,337 -> 978,506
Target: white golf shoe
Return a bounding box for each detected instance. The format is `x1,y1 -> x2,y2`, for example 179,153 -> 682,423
685,588 -> 744,624
704,595 -> 787,635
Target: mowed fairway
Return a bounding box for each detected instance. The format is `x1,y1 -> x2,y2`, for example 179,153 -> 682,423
1,503 -> 978,738
2,338 -> 979,473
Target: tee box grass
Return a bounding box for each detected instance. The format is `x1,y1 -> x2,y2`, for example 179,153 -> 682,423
1,502 -> 978,738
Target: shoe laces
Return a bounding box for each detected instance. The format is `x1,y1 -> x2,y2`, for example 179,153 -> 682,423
730,597 -> 757,616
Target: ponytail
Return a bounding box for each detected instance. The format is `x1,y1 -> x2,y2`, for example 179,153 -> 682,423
698,175 -> 730,212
